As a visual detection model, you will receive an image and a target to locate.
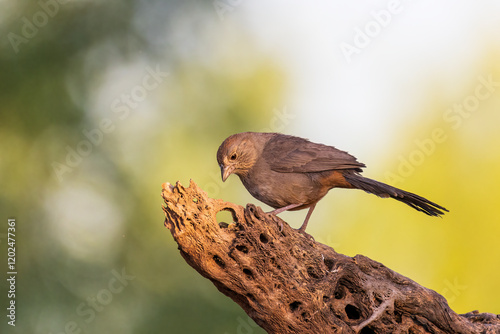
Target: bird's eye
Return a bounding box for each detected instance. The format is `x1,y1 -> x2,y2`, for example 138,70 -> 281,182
230,153 -> 237,160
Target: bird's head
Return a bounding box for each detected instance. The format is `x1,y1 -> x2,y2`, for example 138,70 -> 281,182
216,133 -> 259,182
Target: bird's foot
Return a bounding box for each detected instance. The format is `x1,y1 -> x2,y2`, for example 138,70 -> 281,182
266,211 -> 284,231
276,219 -> 284,232
268,204 -> 301,232
297,227 -> 315,241
293,204 -> 316,240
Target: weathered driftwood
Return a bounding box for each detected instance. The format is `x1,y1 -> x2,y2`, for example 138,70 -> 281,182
161,180 -> 500,334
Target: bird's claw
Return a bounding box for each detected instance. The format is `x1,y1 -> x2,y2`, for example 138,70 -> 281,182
277,220 -> 284,232
297,228 -> 315,241
269,213 -> 284,232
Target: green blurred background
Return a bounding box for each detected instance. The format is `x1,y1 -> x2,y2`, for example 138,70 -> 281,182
1,0 -> 499,333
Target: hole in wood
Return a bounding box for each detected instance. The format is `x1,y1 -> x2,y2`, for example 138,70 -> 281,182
374,293 -> 383,307
394,310 -> 403,324
323,257 -> 335,271
345,304 -> 361,320
289,301 -> 302,312
217,207 -> 239,226
259,233 -> 269,243
360,326 -> 376,334
334,285 -> 346,299
216,210 -> 233,226
213,255 -> 225,269
243,268 -> 253,278
235,244 -> 248,253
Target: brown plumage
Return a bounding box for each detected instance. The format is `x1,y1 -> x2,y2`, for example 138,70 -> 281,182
217,132 -> 448,233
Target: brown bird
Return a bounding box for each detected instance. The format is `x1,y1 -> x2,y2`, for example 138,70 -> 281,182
217,132 -> 448,233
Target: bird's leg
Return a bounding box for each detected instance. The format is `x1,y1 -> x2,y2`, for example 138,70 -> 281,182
269,203 -> 301,215
268,204 -> 302,232
298,204 -> 316,234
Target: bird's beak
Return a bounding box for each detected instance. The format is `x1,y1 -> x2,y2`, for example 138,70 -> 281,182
220,164 -> 234,182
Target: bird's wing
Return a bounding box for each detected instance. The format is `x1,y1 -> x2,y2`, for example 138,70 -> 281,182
261,134 -> 366,173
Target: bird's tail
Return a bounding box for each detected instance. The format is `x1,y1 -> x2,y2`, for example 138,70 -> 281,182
343,173 -> 448,216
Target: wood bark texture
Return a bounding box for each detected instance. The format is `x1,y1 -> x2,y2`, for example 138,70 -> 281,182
161,180 -> 500,334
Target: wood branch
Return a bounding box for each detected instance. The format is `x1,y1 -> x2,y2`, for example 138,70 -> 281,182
161,180 -> 500,334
